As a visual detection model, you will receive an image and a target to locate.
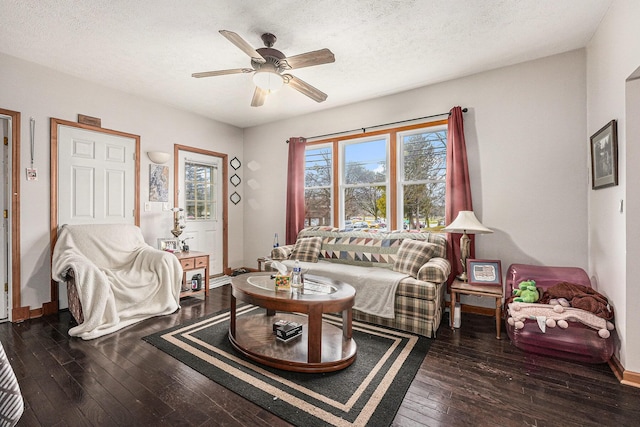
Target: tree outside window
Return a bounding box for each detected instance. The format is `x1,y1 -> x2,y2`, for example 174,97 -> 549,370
400,128 -> 447,230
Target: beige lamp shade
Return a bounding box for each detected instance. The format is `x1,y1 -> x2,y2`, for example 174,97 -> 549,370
147,151 -> 170,164
442,211 -> 493,235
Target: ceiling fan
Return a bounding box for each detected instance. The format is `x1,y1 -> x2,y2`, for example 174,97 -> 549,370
192,30 -> 335,107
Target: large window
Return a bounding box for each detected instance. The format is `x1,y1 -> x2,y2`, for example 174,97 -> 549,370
184,162 -> 217,220
303,120 -> 447,231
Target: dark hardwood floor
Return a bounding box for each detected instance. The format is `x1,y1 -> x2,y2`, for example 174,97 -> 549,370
3,284 -> 639,426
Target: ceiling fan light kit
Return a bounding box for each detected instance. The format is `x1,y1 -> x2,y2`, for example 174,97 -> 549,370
253,68 -> 284,91
193,30 -> 335,106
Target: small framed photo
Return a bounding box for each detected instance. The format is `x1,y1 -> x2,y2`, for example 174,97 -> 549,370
467,259 -> 502,286
590,120 -> 618,190
157,238 -> 181,253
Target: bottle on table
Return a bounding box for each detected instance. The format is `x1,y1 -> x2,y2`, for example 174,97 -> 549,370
291,259 -> 303,293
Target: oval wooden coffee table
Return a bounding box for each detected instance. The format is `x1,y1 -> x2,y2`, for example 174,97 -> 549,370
229,272 -> 357,373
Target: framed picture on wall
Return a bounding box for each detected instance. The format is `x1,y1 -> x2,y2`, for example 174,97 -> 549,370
467,259 -> 502,286
590,120 -> 618,190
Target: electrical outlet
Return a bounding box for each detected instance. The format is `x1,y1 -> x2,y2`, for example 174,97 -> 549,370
144,202 -> 151,212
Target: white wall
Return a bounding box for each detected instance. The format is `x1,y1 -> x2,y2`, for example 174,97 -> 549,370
587,0 -> 640,371
0,52 -> 244,312
243,50 -> 588,280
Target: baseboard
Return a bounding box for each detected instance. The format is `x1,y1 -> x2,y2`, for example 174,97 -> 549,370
42,300 -> 58,316
609,354 -> 624,382
11,306 -> 30,322
609,353 -> 640,388
621,371 -> 640,388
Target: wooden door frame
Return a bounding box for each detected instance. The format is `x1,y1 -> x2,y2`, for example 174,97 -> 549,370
48,118 -> 140,315
0,108 -> 23,322
174,144 -> 229,276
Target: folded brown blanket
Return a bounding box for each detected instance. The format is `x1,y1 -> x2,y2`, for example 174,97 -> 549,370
539,282 -> 614,320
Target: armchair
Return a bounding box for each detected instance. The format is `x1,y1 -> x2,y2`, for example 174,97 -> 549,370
52,224 -> 183,340
504,263 -> 615,364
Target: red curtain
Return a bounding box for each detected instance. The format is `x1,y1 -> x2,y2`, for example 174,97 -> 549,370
445,107 -> 473,283
285,137 -> 306,245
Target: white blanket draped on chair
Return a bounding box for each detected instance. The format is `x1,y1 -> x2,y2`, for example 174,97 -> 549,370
52,224 -> 183,340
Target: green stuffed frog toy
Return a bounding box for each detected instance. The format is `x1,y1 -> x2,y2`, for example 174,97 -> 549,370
513,280 -> 539,303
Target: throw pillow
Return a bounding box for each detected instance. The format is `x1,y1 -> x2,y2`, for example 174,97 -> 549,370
393,239 -> 439,278
290,237 -> 323,263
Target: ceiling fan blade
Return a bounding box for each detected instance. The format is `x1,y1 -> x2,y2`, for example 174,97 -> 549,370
251,87 -> 268,107
192,68 -> 254,78
281,48 -> 335,70
219,30 -> 266,63
283,74 -> 328,103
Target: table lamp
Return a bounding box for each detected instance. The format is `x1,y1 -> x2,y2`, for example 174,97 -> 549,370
442,210 -> 493,281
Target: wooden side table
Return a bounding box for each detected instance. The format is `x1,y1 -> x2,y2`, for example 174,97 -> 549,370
174,251 -> 209,298
450,279 -> 503,339
257,257 -> 276,272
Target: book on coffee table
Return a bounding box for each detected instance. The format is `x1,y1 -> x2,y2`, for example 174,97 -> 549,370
275,321 -> 303,341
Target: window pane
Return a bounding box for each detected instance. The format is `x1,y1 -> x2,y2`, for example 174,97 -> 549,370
344,185 -> 386,227
185,182 -> 195,200
196,202 -> 207,219
304,145 -> 333,226
305,147 -> 332,187
185,201 -> 196,219
304,188 -> 331,227
344,139 -> 386,185
185,164 -> 195,180
402,131 -> 447,181
403,182 -> 445,230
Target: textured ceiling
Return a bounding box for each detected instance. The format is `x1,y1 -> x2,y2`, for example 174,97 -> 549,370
1,0 -> 611,128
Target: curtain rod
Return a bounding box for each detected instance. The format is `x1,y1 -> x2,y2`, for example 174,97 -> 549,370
287,107 -> 467,143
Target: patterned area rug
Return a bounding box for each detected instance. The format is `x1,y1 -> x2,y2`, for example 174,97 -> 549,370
143,306 -> 431,427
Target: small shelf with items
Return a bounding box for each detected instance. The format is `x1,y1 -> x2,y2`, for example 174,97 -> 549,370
174,251 -> 209,299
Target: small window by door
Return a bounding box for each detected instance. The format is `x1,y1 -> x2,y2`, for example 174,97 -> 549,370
184,162 -> 217,221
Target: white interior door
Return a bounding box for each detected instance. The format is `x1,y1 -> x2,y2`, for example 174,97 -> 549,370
58,125 -> 136,225
178,150 -> 223,277
57,124 -> 137,307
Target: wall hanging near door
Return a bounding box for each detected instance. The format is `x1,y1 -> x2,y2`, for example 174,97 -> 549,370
26,117 -> 38,181
590,119 -> 618,190
230,192 -> 241,205
230,157 -> 241,170
149,164 -> 169,202
230,174 -> 241,187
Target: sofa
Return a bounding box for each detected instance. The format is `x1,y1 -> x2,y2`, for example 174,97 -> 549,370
504,263 -> 615,364
270,226 -> 451,337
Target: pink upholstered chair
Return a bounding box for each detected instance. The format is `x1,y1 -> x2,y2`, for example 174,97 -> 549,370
504,264 -> 615,364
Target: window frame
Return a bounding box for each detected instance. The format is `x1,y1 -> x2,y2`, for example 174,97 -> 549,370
303,143 -> 334,227
303,119 -> 448,231
338,134 -> 390,229
396,124 -> 448,231
184,160 -> 217,221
